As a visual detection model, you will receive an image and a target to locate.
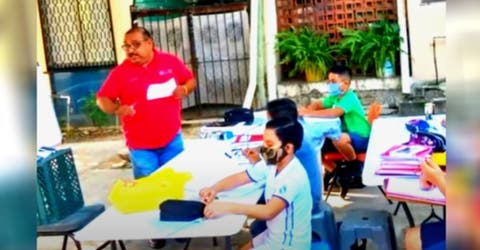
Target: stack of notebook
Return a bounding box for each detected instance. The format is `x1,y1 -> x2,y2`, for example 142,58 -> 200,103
375,144 -> 433,175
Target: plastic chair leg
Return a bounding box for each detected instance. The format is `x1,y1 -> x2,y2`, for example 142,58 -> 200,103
61,235 -> 68,250
69,234 -> 82,250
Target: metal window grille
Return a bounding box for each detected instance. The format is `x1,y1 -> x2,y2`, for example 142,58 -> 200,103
131,2 -> 250,112
38,0 -> 116,70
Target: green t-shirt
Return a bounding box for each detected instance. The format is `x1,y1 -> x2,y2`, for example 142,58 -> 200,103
322,89 -> 371,137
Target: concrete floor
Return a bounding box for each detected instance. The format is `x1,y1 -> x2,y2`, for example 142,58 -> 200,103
37,126 -> 443,250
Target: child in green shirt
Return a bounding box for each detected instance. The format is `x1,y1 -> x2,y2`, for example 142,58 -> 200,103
299,65 -> 371,173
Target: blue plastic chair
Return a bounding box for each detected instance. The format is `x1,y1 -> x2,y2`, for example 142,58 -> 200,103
36,148 -> 105,250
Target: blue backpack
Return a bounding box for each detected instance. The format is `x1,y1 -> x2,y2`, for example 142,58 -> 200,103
405,119 -> 446,152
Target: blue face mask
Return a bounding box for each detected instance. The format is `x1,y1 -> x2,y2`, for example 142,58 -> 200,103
328,83 -> 343,96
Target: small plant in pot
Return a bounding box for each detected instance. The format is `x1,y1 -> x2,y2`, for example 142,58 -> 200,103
80,92 -> 112,127
337,19 -> 403,77
275,26 -> 335,82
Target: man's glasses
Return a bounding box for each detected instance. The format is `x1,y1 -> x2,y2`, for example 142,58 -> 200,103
121,40 -> 146,51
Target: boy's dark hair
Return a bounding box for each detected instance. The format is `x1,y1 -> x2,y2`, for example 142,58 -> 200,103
267,98 -> 298,120
328,65 -> 352,81
126,26 -> 153,40
266,117 -> 303,152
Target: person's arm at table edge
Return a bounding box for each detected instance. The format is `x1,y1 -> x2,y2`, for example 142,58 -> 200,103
218,197 -> 286,220
431,169 -> 446,195
420,159 -> 446,195
307,99 -> 325,110
302,107 -> 344,118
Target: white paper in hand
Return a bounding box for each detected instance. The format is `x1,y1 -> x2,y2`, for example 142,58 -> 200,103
146,78 -> 176,100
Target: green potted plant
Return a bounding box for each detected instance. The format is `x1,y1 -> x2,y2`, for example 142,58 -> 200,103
275,26 -> 335,82
337,19 -> 403,77
80,92 -> 112,127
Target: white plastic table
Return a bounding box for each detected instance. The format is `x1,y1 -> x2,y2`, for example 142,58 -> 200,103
199,114 -> 341,179
75,139 -> 264,250
362,114 -> 446,227
200,111 -> 341,143
362,114 -> 446,186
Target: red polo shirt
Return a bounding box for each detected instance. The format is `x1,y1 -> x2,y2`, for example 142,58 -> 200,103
97,50 -> 194,149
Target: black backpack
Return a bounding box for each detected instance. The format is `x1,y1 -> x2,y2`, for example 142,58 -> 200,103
224,108 -> 254,125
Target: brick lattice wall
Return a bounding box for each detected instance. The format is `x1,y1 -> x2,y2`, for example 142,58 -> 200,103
276,0 -> 397,42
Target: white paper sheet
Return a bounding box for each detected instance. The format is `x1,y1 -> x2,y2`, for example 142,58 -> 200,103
146,78 -> 176,100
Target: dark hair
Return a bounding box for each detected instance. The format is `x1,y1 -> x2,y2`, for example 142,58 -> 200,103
266,117 -> 303,152
126,26 -> 153,40
328,64 -> 352,81
267,98 -> 298,120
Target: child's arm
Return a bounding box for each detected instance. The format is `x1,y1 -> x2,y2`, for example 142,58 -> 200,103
299,106 -> 344,118
420,158 -> 446,195
307,100 -> 324,110
199,171 -> 252,203
204,196 -> 286,220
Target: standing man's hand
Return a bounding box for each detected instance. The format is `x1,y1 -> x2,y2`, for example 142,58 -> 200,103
97,97 -> 135,117
115,104 -> 135,117
172,85 -> 189,99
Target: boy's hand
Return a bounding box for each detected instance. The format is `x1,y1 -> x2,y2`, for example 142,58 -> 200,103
419,158 -> 444,189
242,148 -> 261,164
204,201 -> 232,219
199,187 -> 217,204
419,172 -> 433,190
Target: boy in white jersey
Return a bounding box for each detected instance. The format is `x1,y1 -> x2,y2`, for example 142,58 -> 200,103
200,117 -> 312,250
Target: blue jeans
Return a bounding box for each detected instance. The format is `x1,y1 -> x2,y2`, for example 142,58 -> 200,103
129,132 -> 184,179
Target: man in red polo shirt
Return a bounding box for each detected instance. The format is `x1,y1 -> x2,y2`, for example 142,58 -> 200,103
97,26 -> 196,180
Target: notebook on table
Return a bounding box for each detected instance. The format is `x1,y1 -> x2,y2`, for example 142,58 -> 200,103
383,178 -> 445,205
375,144 -> 433,176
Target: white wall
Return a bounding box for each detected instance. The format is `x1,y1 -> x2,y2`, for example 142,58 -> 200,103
109,0 -> 134,63
407,0 -> 446,81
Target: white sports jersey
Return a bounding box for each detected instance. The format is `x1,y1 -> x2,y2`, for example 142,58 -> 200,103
247,157 -> 312,250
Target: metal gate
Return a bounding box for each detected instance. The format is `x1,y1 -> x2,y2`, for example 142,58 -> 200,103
131,2 -> 250,118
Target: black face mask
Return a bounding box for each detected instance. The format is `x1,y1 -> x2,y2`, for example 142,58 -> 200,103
260,145 -> 287,165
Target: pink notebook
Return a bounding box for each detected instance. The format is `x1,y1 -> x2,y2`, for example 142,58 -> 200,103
381,144 -> 432,161
375,167 -> 421,176
384,178 -> 445,205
